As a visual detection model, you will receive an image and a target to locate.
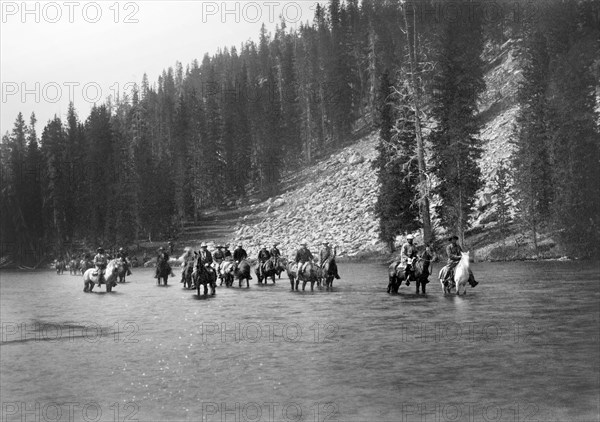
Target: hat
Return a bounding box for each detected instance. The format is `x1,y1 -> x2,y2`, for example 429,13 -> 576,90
97,247 -> 104,252
236,243 -> 242,247
119,247 -> 124,251
261,245 -> 267,249
200,242 -> 207,248
448,235 -> 459,241
406,235 -> 414,240
322,240 -> 329,245
225,244 -> 230,248
158,247 -> 164,251
300,240 -> 308,246
216,245 -> 223,248
273,242 -> 279,246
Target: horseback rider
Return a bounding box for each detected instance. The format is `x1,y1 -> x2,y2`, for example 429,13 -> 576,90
154,247 -> 175,279
213,245 -> 225,263
168,241 -> 174,254
319,240 -> 341,279
441,236 -> 478,288
398,234 -> 418,282
257,245 -> 271,277
195,242 -> 214,277
93,247 -> 107,285
116,247 -> 132,276
233,243 -> 247,263
270,242 -> 281,260
295,240 -> 314,277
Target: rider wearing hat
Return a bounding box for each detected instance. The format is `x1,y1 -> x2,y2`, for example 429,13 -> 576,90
233,243 -> 247,262
93,247 -> 108,285
441,235 -> 478,287
213,245 -> 225,262
294,240 -> 314,276
269,242 -> 281,260
116,247 -> 132,276
319,240 -> 341,279
257,245 -> 271,277
197,243 -> 213,267
398,234 -> 418,282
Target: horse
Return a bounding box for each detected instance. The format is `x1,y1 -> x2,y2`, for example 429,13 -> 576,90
296,261 -> 319,291
115,259 -> 128,283
256,259 -> 276,284
274,257 -> 287,279
388,253 -> 431,294
83,259 -> 118,292
439,252 -> 471,295
181,263 -> 195,289
156,259 -> 171,286
232,260 -> 251,288
286,261 -> 298,290
79,259 -> 93,275
218,259 -> 235,287
68,259 -> 79,275
320,259 -> 339,290
55,259 -> 66,275
193,264 -> 216,296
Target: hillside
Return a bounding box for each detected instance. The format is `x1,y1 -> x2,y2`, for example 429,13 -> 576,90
175,39 -> 568,262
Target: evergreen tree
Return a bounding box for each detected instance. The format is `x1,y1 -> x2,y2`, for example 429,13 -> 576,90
430,2 -> 485,242
373,71 -> 420,251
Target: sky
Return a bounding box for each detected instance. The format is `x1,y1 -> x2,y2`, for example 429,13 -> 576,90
1,0 -> 321,135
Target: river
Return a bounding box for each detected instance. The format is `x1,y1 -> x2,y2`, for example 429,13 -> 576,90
1,261 -> 599,422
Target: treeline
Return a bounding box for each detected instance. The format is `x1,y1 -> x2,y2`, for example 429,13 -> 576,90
373,0 -> 599,257
1,0 -> 402,263
1,0 -> 598,264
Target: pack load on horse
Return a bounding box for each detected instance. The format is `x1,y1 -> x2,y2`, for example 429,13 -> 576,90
79,254 -> 93,275
179,247 -> 196,289
155,247 -> 174,286
193,243 -> 216,295
211,245 -> 231,286
256,245 -> 276,284
438,236 -> 478,295
83,248 -> 118,292
318,240 -> 340,290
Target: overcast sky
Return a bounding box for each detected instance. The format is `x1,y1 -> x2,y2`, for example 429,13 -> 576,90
1,0 -> 320,136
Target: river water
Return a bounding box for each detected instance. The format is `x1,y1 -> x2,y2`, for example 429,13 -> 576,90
1,261 -> 598,422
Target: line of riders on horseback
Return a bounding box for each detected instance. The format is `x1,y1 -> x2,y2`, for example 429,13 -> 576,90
79,234 -> 477,295
165,240 -> 342,295
388,234 -> 478,295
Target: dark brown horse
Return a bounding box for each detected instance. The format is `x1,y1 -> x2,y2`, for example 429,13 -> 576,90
232,260 -> 251,288
296,261 -> 319,291
388,253 -> 431,294
193,264 -> 216,296
256,259 -> 276,284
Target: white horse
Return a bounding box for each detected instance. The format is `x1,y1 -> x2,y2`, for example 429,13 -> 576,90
439,252 -> 471,295
454,252 -> 471,295
83,259 -> 119,292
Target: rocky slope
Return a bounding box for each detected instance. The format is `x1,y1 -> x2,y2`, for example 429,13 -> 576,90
228,135 -> 385,260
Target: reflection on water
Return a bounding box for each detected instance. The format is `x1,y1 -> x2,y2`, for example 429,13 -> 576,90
1,261 -> 599,421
